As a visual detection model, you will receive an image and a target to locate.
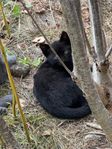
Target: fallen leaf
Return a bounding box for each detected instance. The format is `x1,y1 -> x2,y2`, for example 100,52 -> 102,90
86,122 -> 102,130
32,36 -> 45,44
42,129 -> 52,136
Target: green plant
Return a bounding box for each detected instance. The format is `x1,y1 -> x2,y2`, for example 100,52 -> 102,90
19,57 -> 43,67
12,4 -> 21,18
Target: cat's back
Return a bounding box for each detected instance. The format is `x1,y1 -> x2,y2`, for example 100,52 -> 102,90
34,61 -> 69,84
33,61 -> 83,97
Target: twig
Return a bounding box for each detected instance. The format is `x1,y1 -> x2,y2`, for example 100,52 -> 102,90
19,0 -> 77,80
102,29 -> 107,52
105,44 -> 112,59
87,131 -> 105,136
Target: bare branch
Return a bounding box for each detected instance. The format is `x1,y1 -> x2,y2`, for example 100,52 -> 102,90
105,44 -> 112,59
102,29 -> 107,52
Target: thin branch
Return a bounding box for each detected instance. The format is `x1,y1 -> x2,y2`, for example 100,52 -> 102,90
102,29 -> 107,52
105,44 -> 112,59
19,0 -> 77,80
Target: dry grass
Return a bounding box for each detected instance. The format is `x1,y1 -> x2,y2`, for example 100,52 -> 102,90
0,0 -> 112,148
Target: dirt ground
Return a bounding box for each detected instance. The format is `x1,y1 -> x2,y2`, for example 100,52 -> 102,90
0,0 -> 112,148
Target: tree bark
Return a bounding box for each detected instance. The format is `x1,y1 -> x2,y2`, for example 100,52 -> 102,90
0,117 -> 20,149
88,0 -> 112,106
60,0 -> 112,142
88,0 -> 105,61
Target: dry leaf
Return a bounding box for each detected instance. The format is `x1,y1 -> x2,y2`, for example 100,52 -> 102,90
32,36 -> 45,44
42,129 -> 52,136
86,122 -> 102,130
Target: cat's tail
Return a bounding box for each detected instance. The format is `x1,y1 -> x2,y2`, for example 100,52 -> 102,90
44,103 -> 91,119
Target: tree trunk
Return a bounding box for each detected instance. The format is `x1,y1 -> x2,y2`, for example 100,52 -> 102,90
88,0 -> 112,106
60,0 -> 112,142
88,0 -> 105,61
0,117 -> 20,149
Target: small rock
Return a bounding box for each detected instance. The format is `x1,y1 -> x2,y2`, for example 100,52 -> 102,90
7,55 -> 17,66
0,95 -> 12,108
10,63 -> 30,78
0,107 -> 7,115
0,54 -> 17,66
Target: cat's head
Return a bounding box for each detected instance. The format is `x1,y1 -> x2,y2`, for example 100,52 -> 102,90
39,31 -> 73,71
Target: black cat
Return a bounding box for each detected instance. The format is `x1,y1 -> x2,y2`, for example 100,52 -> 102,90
33,31 -> 91,119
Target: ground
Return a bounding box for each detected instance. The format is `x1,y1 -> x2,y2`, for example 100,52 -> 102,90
0,0 -> 112,148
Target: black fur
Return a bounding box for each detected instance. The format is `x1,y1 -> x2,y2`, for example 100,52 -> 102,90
33,31 -> 91,119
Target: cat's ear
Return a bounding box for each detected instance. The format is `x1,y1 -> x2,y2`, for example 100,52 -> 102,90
60,31 -> 70,45
39,43 -> 51,57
